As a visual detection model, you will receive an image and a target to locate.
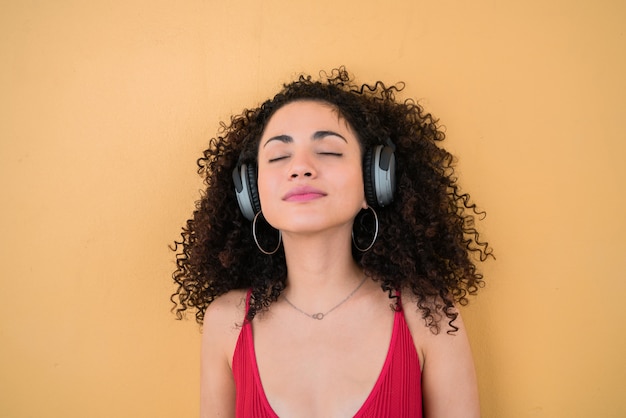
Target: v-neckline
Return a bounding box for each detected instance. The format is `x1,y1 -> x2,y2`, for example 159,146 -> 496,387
244,306 -> 402,417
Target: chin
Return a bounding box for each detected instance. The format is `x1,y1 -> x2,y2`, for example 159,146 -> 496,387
264,204 -> 361,234
276,217 -> 355,236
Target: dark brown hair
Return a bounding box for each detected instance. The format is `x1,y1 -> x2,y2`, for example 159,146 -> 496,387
171,67 -> 493,333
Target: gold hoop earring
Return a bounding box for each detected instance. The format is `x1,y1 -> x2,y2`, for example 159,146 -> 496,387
352,206 -> 379,252
252,212 -> 282,255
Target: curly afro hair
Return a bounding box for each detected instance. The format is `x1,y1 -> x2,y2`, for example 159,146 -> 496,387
171,67 -> 493,333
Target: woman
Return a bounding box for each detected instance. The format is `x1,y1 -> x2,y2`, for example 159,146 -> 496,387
172,67 -> 492,417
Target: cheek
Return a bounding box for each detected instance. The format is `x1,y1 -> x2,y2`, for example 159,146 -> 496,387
339,169 -> 367,207
256,167 -> 275,208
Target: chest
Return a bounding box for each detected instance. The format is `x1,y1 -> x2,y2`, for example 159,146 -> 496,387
251,309 -> 394,417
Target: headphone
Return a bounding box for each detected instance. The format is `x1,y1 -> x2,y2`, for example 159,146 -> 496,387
232,139 -> 396,221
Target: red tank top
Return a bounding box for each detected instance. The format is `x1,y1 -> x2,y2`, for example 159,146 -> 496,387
232,291 -> 422,417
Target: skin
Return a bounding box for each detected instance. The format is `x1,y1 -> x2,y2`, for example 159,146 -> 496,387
200,101 -> 480,417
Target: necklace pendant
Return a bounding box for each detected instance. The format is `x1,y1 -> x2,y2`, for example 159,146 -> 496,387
312,313 -> 324,320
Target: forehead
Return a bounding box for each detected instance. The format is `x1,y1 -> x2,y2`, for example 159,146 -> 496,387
262,100 -> 354,136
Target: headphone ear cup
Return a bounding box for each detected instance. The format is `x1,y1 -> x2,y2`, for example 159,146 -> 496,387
375,144 -> 396,207
245,163 -> 262,215
233,163 -> 261,221
363,148 -> 377,207
365,144 -> 396,207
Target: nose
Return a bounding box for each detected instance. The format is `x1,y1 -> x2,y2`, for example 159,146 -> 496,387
291,170 -> 313,178
289,152 -> 316,179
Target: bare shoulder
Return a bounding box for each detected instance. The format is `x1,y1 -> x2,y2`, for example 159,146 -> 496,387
202,289 -> 248,354
201,289 -> 248,374
203,289 -> 248,328
400,289 -> 480,417
200,289 -> 248,418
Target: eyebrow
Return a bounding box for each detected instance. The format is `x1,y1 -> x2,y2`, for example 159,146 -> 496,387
262,130 -> 347,148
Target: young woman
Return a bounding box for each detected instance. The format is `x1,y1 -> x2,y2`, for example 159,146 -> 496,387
172,68 -> 492,417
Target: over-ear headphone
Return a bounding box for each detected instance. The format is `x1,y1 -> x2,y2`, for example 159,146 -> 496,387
363,139 -> 396,209
232,162 -> 261,222
232,140 -> 396,221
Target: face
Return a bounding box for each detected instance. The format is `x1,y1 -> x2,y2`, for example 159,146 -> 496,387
256,100 -> 368,235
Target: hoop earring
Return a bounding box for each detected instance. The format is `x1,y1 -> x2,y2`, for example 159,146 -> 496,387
252,212 -> 282,255
352,206 -> 379,252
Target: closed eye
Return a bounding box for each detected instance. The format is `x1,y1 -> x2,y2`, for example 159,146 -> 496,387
268,155 -> 289,163
318,152 -> 343,157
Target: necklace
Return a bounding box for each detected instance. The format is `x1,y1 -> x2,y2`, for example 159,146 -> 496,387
283,276 -> 368,320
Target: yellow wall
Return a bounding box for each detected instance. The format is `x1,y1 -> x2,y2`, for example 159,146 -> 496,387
1,1 -> 624,417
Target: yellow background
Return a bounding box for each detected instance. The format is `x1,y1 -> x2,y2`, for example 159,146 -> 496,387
2,0 -> 625,417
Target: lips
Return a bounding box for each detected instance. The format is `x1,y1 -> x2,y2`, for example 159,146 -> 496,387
282,186 -> 327,202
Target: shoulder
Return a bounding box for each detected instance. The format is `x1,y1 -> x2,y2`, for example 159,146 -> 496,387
201,289 -> 248,365
200,289 -> 248,417
202,289 -> 248,334
399,289 -> 474,367
400,290 -> 480,417
203,289 -> 248,326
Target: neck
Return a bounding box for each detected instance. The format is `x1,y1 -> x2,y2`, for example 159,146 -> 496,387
281,229 -> 363,300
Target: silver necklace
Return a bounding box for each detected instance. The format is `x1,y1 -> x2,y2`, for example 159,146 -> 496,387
283,277 -> 368,320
